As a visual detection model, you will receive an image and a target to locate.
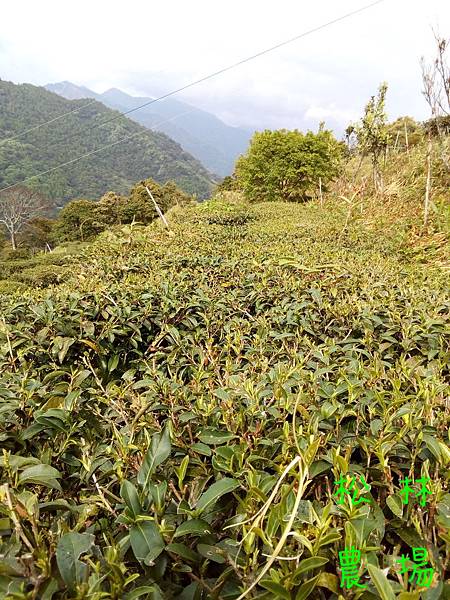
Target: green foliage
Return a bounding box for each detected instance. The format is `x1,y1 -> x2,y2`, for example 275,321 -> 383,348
197,195 -> 253,225
215,174 -> 239,193
387,116 -> 424,150
0,80 -> 213,202
15,263 -> 68,286
0,196 -> 448,597
351,82 -> 391,190
0,243 -> 85,292
235,128 -> 343,202
0,246 -> 32,261
19,216 -> 56,251
51,179 -> 194,243
424,114 -> 450,136
0,279 -> 27,294
52,199 -> 103,242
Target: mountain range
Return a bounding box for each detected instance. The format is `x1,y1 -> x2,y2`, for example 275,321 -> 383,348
46,81 -> 252,177
0,80 -> 214,203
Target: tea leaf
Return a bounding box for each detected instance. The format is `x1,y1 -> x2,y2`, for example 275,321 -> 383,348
137,427 -> 171,489
195,478 -> 240,513
130,521 -> 164,564
56,532 -> 95,588
173,519 -> 212,538
367,564 -> 396,600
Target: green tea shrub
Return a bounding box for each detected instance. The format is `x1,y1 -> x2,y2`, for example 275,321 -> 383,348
197,196 -> 254,225
0,247 -> 32,261
16,264 -> 67,286
0,279 -> 27,294
0,199 -> 448,598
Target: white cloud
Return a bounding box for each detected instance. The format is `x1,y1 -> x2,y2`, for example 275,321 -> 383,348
304,104 -> 358,126
0,0 -> 448,133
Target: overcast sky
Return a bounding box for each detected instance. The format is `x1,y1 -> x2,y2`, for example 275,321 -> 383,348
0,0 -> 448,135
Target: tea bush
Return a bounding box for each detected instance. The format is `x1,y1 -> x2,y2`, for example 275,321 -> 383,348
15,264 -> 68,287
0,199 -> 448,599
0,279 -> 27,294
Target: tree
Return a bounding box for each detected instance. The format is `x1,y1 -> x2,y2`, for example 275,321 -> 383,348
235,128 -> 343,203
421,31 -> 450,170
0,185 -> 50,249
52,199 -> 104,242
160,181 -> 194,208
387,117 -> 424,152
421,32 -> 450,123
128,178 -> 191,221
20,216 -> 55,251
215,174 -> 239,194
353,82 -> 390,193
96,191 -> 127,225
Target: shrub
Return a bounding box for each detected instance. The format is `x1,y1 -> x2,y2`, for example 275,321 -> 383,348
16,264 -> 67,287
52,199 -> 104,242
0,247 -> 32,261
0,279 -> 27,294
197,197 -> 253,225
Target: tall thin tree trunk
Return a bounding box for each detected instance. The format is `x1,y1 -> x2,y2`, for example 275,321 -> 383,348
393,131 -> 400,152
423,135 -> 432,228
404,121 -> 409,154
11,231 -> 16,250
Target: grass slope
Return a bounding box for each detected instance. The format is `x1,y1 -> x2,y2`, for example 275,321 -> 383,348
0,198 -> 448,598
0,80 -> 214,201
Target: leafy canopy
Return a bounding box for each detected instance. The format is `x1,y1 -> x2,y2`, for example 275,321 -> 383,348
52,178 -> 193,242
235,127 -> 343,202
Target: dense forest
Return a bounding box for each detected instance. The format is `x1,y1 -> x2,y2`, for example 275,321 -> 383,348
0,80 -> 215,202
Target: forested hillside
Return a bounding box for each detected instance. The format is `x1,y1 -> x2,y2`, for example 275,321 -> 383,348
46,81 -> 252,177
0,80 -> 214,202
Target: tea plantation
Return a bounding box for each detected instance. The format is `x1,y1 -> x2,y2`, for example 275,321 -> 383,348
0,198 -> 448,599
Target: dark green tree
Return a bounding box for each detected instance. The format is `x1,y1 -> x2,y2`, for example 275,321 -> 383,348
215,174 -> 239,193
52,199 -> 104,242
96,192 -> 127,225
20,216 -> 55,251
235,128 -> 343,203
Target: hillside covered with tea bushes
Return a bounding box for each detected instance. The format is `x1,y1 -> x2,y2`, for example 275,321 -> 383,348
0,191 -> 448,599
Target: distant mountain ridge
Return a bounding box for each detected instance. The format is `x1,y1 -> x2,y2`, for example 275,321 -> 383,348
0,80 -> 214,203
46,81 -> 252,176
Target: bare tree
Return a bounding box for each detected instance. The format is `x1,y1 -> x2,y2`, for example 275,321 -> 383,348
421,31 -> 450,167
0,186 -> 50,250
420,31 -> 450,228
421,32 -> 450,121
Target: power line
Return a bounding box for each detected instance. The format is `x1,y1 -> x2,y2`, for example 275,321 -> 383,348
0,0 -> 385,194
0,98 -> 99,146
5,0 -> 386,154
